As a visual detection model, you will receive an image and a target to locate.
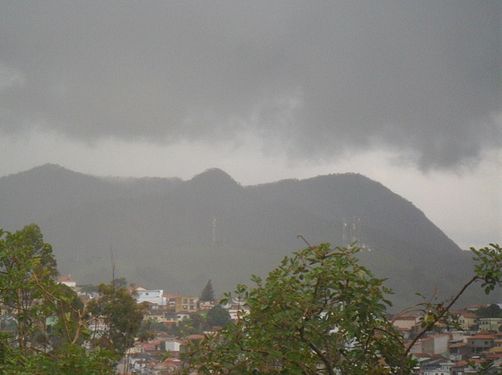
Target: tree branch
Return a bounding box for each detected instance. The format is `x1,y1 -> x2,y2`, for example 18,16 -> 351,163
404,275 -> 479,357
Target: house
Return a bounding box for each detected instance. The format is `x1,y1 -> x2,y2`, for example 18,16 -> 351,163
223,297 -> 249,321
392,314 -> 420,339
153,358 -> 182,374
136,289 -> 167,306
448,340 -> 471,361
409,334 -> 450,356
393,314 -> 420,330
478,318 -> 502,332
57,274 -> 76,289
142,338 -> 163,352
466,333 -> 495,354
422,359 -> 454,375
199,300 -> 216,311
455,310 -> 478,330
172,295 -> 198,312
451,360 -> 479,375
162,338 -> 182,353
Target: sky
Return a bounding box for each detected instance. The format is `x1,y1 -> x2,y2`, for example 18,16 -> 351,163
0,0 -> 500,248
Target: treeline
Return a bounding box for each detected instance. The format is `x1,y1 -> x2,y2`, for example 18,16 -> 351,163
0,224 -> 144,374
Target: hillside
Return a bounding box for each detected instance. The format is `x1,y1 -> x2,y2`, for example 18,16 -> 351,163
0,164 -> 487,308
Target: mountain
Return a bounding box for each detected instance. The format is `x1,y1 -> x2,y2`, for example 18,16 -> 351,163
0,164 -> 489,308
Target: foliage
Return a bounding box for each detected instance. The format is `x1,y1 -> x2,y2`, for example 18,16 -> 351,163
0,343 -> 115,375
79,283 -> 99,293
173,305 -> 232,337
200,279 -> 215,302
472,244 -> 502,294
0,224 -> 58,352
87,282 -> 145,357
0,224 -> 144,374
206,304 -> 231,328
138,318 -> 169,342
405,244 -> 502,358
185,243 -> 502,375
184,244 -> 412,374
175,312 -> 207,337
476,304 -> 502,319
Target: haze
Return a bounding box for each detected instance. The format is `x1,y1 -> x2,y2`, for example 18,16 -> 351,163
0,0 -> 500,248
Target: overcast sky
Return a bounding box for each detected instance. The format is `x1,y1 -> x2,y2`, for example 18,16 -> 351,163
0,0 -> 500,248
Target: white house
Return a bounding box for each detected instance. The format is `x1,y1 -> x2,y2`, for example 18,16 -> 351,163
135,289 -> 166,306
57,275 -> 77,289
163,339 -> 182,352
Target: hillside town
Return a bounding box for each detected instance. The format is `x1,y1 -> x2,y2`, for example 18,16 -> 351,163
50,274 -> 502,374
54,275 -> 248,374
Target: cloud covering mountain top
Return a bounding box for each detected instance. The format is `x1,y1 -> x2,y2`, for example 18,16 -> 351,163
0,0 -> 500,169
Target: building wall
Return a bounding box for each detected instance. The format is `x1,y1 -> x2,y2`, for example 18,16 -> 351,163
175,296 -> 198,312
136,289 -> 166,306
164,340 -> 181,352
479,318 -> 502,331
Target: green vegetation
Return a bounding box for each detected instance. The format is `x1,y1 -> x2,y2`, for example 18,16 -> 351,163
476,304 -> 502,318
0,224 -> 144,374
184,244 -> 411,374
184,243 -> 502,375
86,282 -> 145,357
206,304 -> 232,328
174,305 -> 231,337
200,279 -> 215,302
2,223 -> 501,374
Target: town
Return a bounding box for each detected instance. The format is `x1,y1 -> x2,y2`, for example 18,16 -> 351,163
53,274 -> 502,374
55,275 -> 248,374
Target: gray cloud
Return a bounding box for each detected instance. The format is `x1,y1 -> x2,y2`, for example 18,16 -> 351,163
0,0 -> 500,169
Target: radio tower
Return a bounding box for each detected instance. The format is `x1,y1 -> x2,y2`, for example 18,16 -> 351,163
342,219 -> 348,244
211,217 -> 217,246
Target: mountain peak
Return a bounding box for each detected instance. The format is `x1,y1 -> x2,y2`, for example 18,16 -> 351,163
190,168 -> 238,185
32,163 -> 70,172
0,163 -> 77,180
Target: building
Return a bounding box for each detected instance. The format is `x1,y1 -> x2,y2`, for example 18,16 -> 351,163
393,315 -> 419,330
223,297 -> 250,321
136,289 -> 167,306
199,300 -> 216,311
421,359 -> 454,375
479,318 -> 502,332
57,274 -> 76,289
410,334 -> 450,356
174,295 -> 198,313
466,334 -> 495,354
456,310 -> 478,330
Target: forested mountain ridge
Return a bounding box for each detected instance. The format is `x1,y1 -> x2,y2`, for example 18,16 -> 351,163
0,164 -> 486,308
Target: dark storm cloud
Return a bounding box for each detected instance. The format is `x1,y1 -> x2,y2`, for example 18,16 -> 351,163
0,0 -> 500,169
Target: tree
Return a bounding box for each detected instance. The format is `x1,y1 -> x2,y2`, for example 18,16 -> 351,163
174,312 -> 207,337
0,224 -> 115,374
206,304 -> 231,328
184,243 -> 502,375
200,279 -> 215,302
87,281 -> 145,358
476,304 -> 502,318
0,224 -> 58,352
185,244 -> 411,374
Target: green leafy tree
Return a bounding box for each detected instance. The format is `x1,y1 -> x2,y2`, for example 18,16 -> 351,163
0,224 -> 116,374
404,243 -> 502,359
184,243 -> 502,375
206,304 -> 231,328
175,312 -> 207,337
476,304 -> 502,318
0,224 -> 58,352
185,244 -> 411,374
87,282 -> 145,357
200,279 -> 215,302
